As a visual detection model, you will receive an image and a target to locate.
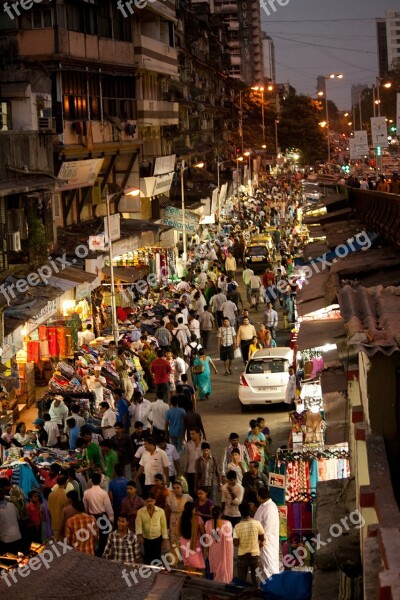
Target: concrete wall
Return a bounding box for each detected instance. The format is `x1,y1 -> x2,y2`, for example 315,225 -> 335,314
0,132 -> 53,180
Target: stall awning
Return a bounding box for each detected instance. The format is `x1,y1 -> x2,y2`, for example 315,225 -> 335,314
297,318 -> 346,351
102,266 -> 149,284
46,266 -> 97,291
3,283 -> 61,337
0,176 -> 56,197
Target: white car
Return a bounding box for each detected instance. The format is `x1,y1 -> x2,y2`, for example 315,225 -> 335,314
238,348 -> 293,410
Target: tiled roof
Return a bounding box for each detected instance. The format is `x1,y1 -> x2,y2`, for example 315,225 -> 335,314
338,284 -> 400,356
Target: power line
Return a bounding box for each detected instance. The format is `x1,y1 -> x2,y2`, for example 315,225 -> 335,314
272,34 -> 376,55
263,18 -> 375,23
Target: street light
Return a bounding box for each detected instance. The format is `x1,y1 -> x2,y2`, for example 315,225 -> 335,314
373,78 -> 392,117
236,156 -> 243,208
106,186 -> 140,343
243,151 -> 252,193
252,85 -> 266,146
318,73 -> 344,162
180,160 -> 204,261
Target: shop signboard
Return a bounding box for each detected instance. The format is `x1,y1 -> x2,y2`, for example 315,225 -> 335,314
3,300 -> 58,360
104,213 -> 121,242
153,154 -> 176,176
88,235 -> 106,251
370,116 -> 388,147
353,130 -> 369,156
164,206 -> 200,224
349,139 -> 361,160
161,217 -> 198,234
56,159 -> 104,191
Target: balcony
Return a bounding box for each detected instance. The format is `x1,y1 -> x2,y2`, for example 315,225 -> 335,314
136,100 -> 179,126
134,36 -> 178,77
16,29 -> 135,66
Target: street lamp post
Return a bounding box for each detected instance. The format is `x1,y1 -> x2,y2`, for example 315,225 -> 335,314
318,74 -> 343,163
106,186 -> 140,344
236,156 -> 243,209
274,119 -> 279,159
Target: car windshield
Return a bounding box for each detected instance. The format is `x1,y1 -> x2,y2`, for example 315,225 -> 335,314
247,246 -> 267,256
247,358 -> 288,374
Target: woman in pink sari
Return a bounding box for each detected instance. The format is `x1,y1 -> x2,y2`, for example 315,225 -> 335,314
205,505 -> 233,583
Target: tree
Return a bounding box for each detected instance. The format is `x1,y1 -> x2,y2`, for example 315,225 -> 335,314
278,94 -> 327,164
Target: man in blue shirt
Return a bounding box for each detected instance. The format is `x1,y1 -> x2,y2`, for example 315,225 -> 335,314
66,417 -> 80,450
115,388 -> 130,432
108,463 -> 128,523
165,396 -> 186,455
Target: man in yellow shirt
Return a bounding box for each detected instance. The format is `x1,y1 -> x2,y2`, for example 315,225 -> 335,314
236,317 -> 257,363
135,494 -> 168,565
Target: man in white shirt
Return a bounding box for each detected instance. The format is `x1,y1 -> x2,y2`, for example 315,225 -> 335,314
274,260 -> 286,277
173,354 -> 188,381
83,472 -> 114,555
264,301 -> 278,339
83,367 -> 107,408
254,487 -> 280,579
43,413 -> 60,447
188,314 -> 201,340
173,317 -> 191,350
135,438 -> 170,488
196,269 -> 208,290
81,324 -> 95,345
99,401 -> 117,439
49,396 -> 69,428
221,299 -> 238,327
210,288 -> 227,327
157,434 -> 181,482
129,391 -> 152,433
148,391 -> 170,438
176,277 -> 190,293
243,266 -> 254,302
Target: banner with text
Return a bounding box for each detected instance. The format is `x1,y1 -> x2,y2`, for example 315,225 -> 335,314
164,205 -> 200,224
371,116 -> 388,147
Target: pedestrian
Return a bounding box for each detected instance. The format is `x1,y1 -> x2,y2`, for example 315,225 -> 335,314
83,472 -> 114,556
242,461 -> 269,506
148,390 -> 169,439
82,366 -> 107,409
204,505 -> 234,583
64,500 -> 99,556
135,493 -> 168,565
156,433 -> 181,484
120,481 -> 145,533
254,487 -> 280,579
285,365 -> 296,406
225,251 -> 237,278
264,328 -> 276,348
43,413 -> 60,447
195,487 -> 214,522
130,390 -> 152,434
108,463 -> 128,522
103,513 -> 141,562
165,482 -> 192,567
221,433 -> 250,481
195,442 -> 222,498
220,297 -> 238,327
185,427 -> 203,498
192,347 -> 218,401
221,470 -> 244,528
226,447 -> 247,484
242,265 -> 254,302
114,388 -> 131,433
177,501 -> 206,571
100,439 -> 119,479
228,283 -> 243,311
264,302 -> 278,340
114,348 -> 134,402
110,421 -> 134,480
248,336 -> 263,359
165,396 -> 186,454
178,374 -> 196,408
210,287 -> 227,327
155,322 -> 172,351
236,316 -> 257,363
150,349 -> 172,403
47,474 -> 68,541
199,306 -> 215,350
233,502 -> 265,587
217,317 -> 237,376
183,399 -> 206,441
135,437 -> 170,495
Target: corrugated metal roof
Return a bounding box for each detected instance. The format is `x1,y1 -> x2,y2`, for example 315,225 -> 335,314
338,284 -> 400,356
297,318 -> 346,351
0,175 -> 56,197
102,266 -> 148,284
330,247 -> 400,277
304,207 -> 353,225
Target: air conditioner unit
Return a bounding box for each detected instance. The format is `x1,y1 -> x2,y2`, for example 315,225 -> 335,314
38,117 -> 53,131
7,231 -> 21,252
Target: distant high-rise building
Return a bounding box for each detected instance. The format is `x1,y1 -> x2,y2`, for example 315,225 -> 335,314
262,33 -> 276,83
376,11 -> 400,76
351,84 -> 368,108
316,76 -> 326,95
213,0 -> 264,85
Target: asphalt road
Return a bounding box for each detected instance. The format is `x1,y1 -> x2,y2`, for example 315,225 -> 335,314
194,273 -> 292,465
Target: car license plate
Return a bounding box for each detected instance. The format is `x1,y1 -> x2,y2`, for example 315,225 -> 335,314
252,257 -> 263,261
257,387 -> 278,391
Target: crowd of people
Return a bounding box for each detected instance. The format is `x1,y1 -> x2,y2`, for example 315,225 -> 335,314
0,173 -> 305,587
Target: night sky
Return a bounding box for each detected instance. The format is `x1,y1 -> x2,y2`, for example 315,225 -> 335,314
261,0 -> 397,109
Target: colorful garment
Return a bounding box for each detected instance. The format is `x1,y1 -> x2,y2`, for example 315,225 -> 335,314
205,519 -> 233,583
192,356 -> 212,399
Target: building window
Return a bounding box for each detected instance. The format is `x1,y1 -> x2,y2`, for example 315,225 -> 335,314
0,101 -> 11,130
32,8 -> 53,29
102,76 -> 136,120
112,5 -> 132,41
63,72 -> 90,120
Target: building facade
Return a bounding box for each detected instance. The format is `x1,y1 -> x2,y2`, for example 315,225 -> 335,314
262,32 -> 276,84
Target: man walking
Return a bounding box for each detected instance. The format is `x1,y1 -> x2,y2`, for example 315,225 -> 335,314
150,349 -> 172,403
264,302 -> 278,340
210,287 -> 227,327
199,306 -> 215,350
221,298 -> 238,327
243,265 -> 254,302
217,317 -> 237,376
254,487 -> 280,580
285,366 -> 296,406
233,503 -> 265,587
221,470 -> 244,527
236,316 -> 257,363
225,251 -> 237,278
135,494 -> 168,565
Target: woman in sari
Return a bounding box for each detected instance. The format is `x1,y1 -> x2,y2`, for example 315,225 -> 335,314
205,505 -> 233,583
192,348 -> 218,400
176,501 -> 205,571
165,482 -> 192,566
